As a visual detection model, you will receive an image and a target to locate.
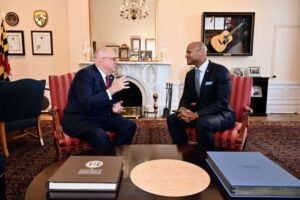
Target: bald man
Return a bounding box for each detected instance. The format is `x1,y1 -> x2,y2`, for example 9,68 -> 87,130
62,47 -> 136,147
167,42 -> 235,147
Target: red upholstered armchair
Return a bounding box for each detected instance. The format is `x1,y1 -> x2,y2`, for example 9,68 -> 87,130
49,73 -> 115,159
185,74 -> 253,150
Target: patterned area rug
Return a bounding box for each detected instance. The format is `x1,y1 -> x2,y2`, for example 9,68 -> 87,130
132,118 -> 173,144
3,122 -> 57,200
245,121 -> 300,176
2,119 -> 300,200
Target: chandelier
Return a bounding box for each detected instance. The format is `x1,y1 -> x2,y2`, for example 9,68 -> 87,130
120,0 -> 149,21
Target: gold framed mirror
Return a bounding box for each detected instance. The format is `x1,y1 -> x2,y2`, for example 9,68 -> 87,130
89,0 -> 158,60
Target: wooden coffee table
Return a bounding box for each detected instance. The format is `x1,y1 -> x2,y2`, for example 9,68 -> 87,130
25,145 -> 287,200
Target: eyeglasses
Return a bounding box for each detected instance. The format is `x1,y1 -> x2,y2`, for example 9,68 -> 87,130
103,57 -> 117,62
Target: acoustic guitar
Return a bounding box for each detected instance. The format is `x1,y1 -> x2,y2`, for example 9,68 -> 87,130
210,19 -> 246,53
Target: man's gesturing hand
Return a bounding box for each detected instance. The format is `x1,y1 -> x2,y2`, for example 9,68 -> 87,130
112,101 -> 124,114
108,76 -> 130,95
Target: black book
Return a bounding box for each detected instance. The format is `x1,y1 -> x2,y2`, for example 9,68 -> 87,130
47,191 -> 117,199
47,156 -> 123,192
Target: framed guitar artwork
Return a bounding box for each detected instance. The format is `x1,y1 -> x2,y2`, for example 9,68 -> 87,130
202,12 -> 255,56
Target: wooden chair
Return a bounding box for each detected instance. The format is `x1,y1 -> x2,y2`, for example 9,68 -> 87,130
185,74 -> 253,150
0,79 -> 45,157
49,73 -> 115,159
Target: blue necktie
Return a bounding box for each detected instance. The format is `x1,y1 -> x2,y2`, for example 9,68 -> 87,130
195,69 -> 201,97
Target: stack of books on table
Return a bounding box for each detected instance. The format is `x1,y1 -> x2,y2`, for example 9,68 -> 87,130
46,156 -> 123,199
206,151 -> 300,198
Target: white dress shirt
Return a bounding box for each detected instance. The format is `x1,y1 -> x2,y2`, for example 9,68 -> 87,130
96,67 -> 112,100
195,59 -> 209,92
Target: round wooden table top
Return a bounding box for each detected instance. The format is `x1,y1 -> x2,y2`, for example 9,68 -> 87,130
130,159 -> 210,197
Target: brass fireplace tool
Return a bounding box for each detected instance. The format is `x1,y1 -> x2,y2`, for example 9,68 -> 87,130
144,94 -> 158,118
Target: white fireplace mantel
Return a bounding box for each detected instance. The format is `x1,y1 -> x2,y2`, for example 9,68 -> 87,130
79,61 -> 171,116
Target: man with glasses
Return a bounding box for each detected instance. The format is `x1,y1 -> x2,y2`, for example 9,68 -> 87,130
62,47 -> 136,147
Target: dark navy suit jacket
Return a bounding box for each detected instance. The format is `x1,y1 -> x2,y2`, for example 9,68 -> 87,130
62,64 -> 117,136
179,61 -> 235,126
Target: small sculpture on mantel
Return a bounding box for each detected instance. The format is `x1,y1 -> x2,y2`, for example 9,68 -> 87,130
158,40 -> 166,61
82,40 -> 91,61
144,94 -> 158,118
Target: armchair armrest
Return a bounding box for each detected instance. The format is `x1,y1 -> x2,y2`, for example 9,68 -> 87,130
238,106 -> 253,142
49,106 -> 65,145
243,106 -> 253,116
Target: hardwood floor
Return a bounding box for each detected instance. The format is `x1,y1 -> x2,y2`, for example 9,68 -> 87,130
250,113 -> 300,122
41,113 -> 300,122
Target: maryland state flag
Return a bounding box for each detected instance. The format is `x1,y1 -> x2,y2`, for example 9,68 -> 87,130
0,19 -> 11,81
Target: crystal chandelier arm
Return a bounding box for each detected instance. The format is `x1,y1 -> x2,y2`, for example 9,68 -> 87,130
120,0 -> 149,21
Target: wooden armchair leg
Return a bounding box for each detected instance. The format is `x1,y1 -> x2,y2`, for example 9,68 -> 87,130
53,140 -> 61,161
56,153 -> 61,161
37,116 -> 44,146
0,122 -> 9,157
242,137 -> 248,151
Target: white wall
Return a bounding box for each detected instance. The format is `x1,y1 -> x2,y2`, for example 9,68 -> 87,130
91,0 -> 155,51
68,0 -> 90,72
0,0 -> 71,81
157,0 -> 300,82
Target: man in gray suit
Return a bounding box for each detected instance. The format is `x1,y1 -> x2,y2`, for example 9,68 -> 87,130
167,42 -> 235,147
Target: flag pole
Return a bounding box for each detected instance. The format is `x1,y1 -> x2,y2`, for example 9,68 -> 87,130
0,13 -> 5,20
0,14 -> 11,81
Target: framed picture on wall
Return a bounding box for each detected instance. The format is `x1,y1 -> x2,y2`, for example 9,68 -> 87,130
6,30 -> 25,55
138,51 -> 152,61
106,45 -> 119,58
130,36 -> 141,53
145,38 -> 156,59
251,86 -> 262,97
202,12 -> 255,56
31,31 -> 53,55
248,66 -> 261,77
232,67 -> 244,76
130,53 -> 139,61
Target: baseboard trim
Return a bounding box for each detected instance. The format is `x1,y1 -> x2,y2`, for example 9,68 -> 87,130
267,81 -> 300,113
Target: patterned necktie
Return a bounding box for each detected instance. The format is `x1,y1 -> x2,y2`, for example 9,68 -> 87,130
195,69 -> 201,97
105,75 -> 110,88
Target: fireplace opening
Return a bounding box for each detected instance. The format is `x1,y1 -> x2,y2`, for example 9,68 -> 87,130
117,82 -> 143,118
117,82 -> 142,106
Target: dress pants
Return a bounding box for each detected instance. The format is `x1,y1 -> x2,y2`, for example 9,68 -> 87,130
167,112 -> 235,147
76,115 -> 136,148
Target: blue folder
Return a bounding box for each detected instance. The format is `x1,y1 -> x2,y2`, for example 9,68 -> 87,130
206,151 -> 300,198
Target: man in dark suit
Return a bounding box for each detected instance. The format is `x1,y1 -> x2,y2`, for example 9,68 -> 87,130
62,47 -> 136,147
167,42 -> 235,147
